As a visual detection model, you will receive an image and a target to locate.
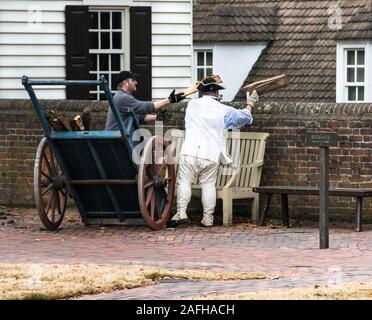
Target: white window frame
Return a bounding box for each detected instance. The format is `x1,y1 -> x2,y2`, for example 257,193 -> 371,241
193,44 -> 215,84
336,41 -> 372,103
88,7 -> 130,100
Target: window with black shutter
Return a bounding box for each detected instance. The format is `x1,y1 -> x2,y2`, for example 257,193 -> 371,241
65,5 -> 152,101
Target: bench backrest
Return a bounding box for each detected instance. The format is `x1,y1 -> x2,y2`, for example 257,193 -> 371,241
169,130 -> 270,189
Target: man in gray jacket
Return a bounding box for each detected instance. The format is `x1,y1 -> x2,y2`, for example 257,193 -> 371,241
105,70 -> 184,130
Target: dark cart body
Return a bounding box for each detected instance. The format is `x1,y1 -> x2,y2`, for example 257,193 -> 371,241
22,76 -> 175,230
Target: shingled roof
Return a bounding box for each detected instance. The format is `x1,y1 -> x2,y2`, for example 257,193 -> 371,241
193,0 -> 372,102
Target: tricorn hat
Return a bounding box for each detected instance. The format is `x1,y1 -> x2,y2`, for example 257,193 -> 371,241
197,76 -> 225,92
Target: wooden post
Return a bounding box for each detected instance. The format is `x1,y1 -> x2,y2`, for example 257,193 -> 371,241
319,146 -> 329,249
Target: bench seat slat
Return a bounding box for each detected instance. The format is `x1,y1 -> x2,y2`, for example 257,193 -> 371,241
253,186 -> 372,197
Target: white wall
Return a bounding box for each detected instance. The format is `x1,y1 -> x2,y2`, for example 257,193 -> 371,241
0,0 -> 192,99
193,43 -> 267,102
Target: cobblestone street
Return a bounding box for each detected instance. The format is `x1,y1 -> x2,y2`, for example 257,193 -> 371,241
1,208 -> 371,299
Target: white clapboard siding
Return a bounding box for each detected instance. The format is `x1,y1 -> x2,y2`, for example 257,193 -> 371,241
152,24 -> 191,35
152,45 -> 191,56
0,1 -> 81,11
0,0 -> 192,100
152,66 -> 191,78
0,22 -> 65,34
0,56 -> 65,67
153,77 -> 190,87
0,45 -> 65,55
0,10 -> 65,22
153,56 -> 191,67
0,89 -> 66,99
0,67 -> 65,78
152,12 -> 191,24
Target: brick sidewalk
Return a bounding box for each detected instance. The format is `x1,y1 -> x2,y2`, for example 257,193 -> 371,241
0,208 -> 371,299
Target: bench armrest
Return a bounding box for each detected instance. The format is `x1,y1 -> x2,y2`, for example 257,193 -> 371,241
239,160 -> 264,169
223,160 -> 264,188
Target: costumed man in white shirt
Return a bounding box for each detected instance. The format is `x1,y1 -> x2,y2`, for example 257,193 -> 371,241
167,77 -> 259,228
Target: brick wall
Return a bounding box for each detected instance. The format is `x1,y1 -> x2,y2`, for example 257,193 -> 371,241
1,99 -> 372,221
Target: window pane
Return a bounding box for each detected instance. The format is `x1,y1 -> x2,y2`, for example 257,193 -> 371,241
89,12 -> 98,29
347,50 -> 355,65
348,86 -> 356,101
112,32 -> 121,49
99,54 -> 109,71
197,68 -> 204,81
89,54 -> 97,70
100,12 -> 110,29
358,87 -> 365,101
111,74 -> 117,90
206,68 -> 213,76
357,68 -> 365,82
112,12 -> 121,29
357,50 -> 365,65
347,68 -> 355,82
197,52 -> 204,66
111,54 -> 121,71
101,32 -> 110,49
89,32 -> 98,49
206,52 -> 213,66
99,93 -> 107,101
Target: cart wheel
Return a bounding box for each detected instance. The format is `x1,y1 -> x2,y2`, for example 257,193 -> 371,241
34,137 -> 67,230
138,136 -> 176,230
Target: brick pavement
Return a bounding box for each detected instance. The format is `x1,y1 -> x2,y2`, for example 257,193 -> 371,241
0,208 -> 371,299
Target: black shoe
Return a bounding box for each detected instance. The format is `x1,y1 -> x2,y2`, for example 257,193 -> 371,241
166,218 -> 188,228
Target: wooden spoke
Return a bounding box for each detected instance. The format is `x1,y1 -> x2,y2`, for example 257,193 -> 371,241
41,170 -> 53,181
43,154 -> 55,176
155,191 -> 162,218
150,192 -> 155,220
45,190 -> 55,215
56,191 -> 62,216
50,192 -> 56,222
41,183 -> 54,196
146,186 -> 154,208
144,181 -> 154,189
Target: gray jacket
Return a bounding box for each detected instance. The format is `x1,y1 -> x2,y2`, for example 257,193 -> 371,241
105,89 -> 155,130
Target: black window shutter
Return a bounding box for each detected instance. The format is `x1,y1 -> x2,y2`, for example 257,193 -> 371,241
65,6 -> 90,99
130,7 -> 152,101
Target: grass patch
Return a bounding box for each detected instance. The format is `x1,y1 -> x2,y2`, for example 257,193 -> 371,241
193,282 -> 372,300
0,264 -> 279,300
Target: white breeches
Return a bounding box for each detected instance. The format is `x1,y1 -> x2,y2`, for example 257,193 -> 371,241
176,155 -> 219,217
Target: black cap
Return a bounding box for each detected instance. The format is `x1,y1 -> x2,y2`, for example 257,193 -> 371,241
197,77 -> 225,92
115,70 -> 141,87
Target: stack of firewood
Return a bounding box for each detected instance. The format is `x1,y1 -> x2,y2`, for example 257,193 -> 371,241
44,107 -> 92,131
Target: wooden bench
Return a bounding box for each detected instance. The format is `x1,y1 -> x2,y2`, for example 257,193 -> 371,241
170,130 -> 270,226
253,186 -> 372,232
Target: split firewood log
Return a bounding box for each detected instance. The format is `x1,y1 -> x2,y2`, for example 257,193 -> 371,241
82,106 -> 92,130
55,113 -> 73,131
241,74 -> 289,95
70,115 -> 85,131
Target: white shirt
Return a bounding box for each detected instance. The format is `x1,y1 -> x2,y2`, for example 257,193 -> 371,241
180,96 -> 253,163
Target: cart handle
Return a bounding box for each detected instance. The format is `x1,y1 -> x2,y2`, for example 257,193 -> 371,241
22,76 -> 103,86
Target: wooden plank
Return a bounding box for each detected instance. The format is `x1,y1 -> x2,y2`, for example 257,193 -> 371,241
0,33 -> 65,44
0,56 -> 65,67
0,66 -> 65,78
152,12 -> 191,24
253,186 -> 372,197
0,22 -> 65,33
153,66 -> 191,77
152,45 -> 191,56
153,23 -> 191,35
152,34 -> 191,46
0,10 -> 64,22
0,44 -> 65,56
